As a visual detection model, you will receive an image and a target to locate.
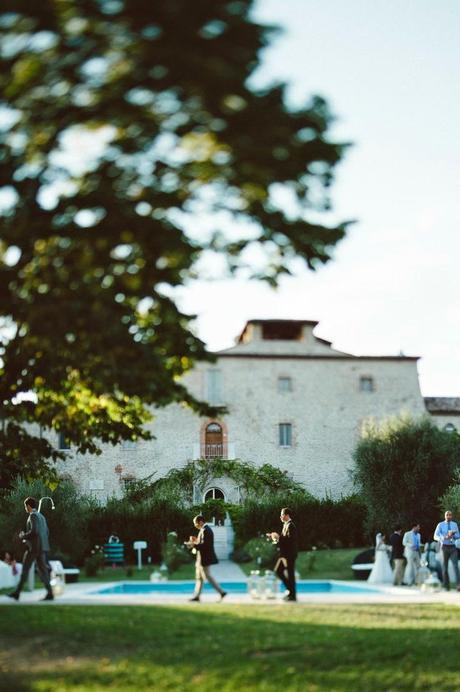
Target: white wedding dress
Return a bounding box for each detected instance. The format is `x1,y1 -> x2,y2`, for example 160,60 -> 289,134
368,534 -> 394,584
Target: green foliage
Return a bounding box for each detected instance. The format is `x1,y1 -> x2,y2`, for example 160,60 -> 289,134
0,477 -> 97,564
0,476 -> 194,566
192,498 -> 228,524
352,415 -> 460,536
242,536 -> 278,567
439,467 -> 460,517
125,458 -> 308,505
86,496 -> 192,565
162,531 -> 193,574
0,0 -> 348,487
84,545 -> 105,577
231,493 -> 367,550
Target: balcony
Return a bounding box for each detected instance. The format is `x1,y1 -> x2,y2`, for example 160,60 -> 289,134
192,443 -> 235,460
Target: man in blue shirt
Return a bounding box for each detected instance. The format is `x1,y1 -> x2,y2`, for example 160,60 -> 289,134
434,510 -> 460,591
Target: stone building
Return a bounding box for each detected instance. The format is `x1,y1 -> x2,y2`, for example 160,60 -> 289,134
58,319 -> 460,503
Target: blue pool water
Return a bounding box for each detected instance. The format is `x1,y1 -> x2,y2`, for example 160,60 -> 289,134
92,580 -> 378,596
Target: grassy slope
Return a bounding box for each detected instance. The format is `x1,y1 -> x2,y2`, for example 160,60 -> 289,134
0,604 -> 458,691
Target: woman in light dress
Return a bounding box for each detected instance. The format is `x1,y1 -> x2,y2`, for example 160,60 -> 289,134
368,533 -> 394,584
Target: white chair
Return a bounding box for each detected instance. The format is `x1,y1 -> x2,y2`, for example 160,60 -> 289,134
0,560 -> 20,589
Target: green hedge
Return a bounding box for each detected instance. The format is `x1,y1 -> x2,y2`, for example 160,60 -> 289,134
0,478 -> 97,565
86,497 -> 192,564
231,493 -> 367,550
0,480 -> 367,567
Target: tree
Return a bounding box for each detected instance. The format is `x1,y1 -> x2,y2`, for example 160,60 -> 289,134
439,464 -> 460,518
0,0 -> 348,486
352,415 -> 460,537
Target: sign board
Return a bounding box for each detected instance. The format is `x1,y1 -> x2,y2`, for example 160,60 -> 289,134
133,541 -> 147,550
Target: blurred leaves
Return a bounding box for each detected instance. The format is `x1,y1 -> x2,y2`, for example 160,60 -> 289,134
0,0 -> 348,486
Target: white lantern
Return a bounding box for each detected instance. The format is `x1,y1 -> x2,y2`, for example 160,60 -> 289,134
248,570 -> 261,599
263,570 -> 277,599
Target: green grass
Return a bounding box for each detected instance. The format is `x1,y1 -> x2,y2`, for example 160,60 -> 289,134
239,547 -> 363,580
0,603 -> 458,690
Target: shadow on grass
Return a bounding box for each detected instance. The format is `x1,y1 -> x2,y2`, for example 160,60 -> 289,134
0,604 -> 458,691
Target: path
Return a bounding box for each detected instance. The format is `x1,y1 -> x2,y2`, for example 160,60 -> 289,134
211,560 -> 247,581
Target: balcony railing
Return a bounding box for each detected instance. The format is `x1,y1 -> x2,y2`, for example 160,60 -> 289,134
192,444 -> 235,460
204,444 -> 223,459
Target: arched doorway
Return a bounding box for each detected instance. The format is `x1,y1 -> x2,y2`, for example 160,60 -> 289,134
204,422 -> 223,458
204,487 -> 226,525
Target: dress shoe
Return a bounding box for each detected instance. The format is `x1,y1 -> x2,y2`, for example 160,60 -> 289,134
188,596 -> 200,602
283,593 -> 297,602
219,591 -> 227,602
41,593 -> 54,601
7,592 -> 19,601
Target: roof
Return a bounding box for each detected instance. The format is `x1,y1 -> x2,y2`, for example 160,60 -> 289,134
424,397 -> 460,414
237,319 -> 318,343
218,353 -> 419,361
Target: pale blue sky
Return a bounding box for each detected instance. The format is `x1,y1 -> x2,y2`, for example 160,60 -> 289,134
179,0 -> 460,396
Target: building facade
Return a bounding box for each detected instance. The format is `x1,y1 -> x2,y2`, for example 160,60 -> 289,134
58,319 -> 460,502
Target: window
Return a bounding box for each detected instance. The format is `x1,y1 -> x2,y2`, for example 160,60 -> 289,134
444,423 -> 457,433
58,432 -> 70,450
204,422 -> 223,458
360,376 -> 375,392
89,479 -> 104,491
279,423 -> 292,447
206,369 -> 223,405
262,322 -> 302,340
278,376 -> 292,393
204,487 -> 225,501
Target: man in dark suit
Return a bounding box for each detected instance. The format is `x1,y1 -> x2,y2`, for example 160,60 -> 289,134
268,507 -> 298,601
389,525 -> 405,585
188,514 -> 227,602
8,496 -> 54,602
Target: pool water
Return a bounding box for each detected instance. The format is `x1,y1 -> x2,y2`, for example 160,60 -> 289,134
92,580 -> 378,596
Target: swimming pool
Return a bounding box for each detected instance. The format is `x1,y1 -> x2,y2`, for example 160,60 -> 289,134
92,580 -> 379,596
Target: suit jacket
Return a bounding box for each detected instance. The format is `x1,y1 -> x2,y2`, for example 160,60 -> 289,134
278,520 -> 298,561
195,524 -> 218,567
389,532 -> 404,560
22,510 -> 50,555
402,530 -> 419,560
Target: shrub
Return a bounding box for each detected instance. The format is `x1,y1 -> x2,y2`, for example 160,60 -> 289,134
84,546 -> 105,577
162,531 -> 193,573
353,415 -> 460,537
230,546 -> 252,563
243,536 -> 278,567
231,493 -> 367,550
439,467 -> 460,517
85,496 -> 192,565
0,478 -> 97,565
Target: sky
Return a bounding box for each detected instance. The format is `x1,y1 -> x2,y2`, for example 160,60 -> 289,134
176,0 -> 460,396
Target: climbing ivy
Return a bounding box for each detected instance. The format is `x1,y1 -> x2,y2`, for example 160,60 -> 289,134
124,458 -> 309,505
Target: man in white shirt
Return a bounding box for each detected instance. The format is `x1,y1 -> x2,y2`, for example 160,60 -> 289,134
402,523 -> 421,586
434,510 -> 460,591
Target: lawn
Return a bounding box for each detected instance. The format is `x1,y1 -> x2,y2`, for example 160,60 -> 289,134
239,547 -> 364,580
0,603 -> 458,690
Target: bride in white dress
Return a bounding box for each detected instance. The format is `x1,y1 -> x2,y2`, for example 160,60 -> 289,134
368,533 -> 394,584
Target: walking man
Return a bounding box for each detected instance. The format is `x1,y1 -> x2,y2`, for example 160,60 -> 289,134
188,514 -> 227,602
8,497 -> 54,602
434,510 -> 460,591
402,523 -> 421,586
389,525 -> 405,586
268,507 -> 298,601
